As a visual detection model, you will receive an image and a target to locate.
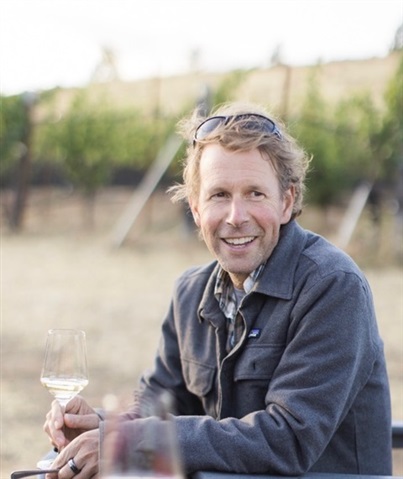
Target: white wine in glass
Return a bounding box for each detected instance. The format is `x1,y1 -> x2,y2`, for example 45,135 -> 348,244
40,329 -> 89,407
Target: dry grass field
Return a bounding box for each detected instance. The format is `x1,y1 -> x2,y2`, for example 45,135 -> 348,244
1,187 -> 402,476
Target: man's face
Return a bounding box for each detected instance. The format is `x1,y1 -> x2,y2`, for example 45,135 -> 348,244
190,144 -> 295,289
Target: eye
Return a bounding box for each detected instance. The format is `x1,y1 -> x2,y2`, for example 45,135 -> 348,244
250,191 -> 265,199
211,191 -> 228,199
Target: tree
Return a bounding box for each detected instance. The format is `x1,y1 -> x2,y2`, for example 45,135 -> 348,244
35,89 -> 176,226
0,95 -> 26,180
291,67 -> 341,207
36,90 -> 123,226
333,92 -> 381,186
379,54 -> 403,183
0,92 -> 37,230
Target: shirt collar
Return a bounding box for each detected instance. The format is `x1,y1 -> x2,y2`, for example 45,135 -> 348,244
215,263 -> 264,294
214,263 -> 265,318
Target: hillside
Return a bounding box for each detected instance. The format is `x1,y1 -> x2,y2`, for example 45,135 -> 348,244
39,51 -> 402,120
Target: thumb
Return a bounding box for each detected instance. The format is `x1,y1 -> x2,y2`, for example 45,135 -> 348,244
64,412 -> 100,431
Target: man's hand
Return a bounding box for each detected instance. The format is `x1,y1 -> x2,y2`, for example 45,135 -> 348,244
45,428 -> 100,479
43,396 -> 100,451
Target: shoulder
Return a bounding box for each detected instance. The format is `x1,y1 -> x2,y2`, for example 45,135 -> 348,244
268,221 -> 369,296
293,229 -> 376,317
302,229 -> 366,281
283,222 -> 373,300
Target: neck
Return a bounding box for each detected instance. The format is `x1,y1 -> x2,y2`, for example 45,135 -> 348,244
229,273 -> 247,290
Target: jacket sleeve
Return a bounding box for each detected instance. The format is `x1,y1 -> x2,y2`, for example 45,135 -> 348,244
123,297 -> 206,421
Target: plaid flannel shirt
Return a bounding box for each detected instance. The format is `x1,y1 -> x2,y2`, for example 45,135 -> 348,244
214,264 -> 264,352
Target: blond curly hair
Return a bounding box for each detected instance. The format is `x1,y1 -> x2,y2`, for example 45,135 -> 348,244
169,102 -> 311,220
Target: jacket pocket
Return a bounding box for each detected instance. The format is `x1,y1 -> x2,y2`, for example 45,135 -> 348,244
182,359 -> 216,396
234,344 -> 284,381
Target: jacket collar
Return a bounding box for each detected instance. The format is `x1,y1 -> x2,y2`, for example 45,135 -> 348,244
197,220 -> 307,323
254,220 -> 307,300
197,262 -> 224,324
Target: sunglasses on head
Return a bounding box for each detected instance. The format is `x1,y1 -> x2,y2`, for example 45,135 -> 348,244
193,113 -> 282,147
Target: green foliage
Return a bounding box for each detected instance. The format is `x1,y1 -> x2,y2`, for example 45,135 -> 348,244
36,90 -> 116,193
291,63 -> 399,207
36,89 -> 175,194
334,93 -> 381,183
0,94 -> 27,178
290,67 -> 341,206
3,58 -> 402,212
113,113 -> 176,169
379,54 -> 403,181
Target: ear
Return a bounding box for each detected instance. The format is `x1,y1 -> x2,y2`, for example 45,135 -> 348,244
189,200 -> 201,227
280,185 -> 296,224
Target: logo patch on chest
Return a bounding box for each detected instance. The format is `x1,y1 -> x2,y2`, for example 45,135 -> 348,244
248,328 -> 261,339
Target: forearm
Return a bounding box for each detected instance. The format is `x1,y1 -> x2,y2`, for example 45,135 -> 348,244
174,411 -> 309,475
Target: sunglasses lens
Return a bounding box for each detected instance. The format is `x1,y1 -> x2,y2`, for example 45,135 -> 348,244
194,114 -> 281,145
195,117 -> 226,142
241,116 -> 273,132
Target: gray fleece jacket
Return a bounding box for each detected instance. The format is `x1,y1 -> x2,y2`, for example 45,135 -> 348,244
124,220 -> 392,475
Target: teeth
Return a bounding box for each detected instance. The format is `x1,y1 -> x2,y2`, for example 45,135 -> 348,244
225,236 -> 254,245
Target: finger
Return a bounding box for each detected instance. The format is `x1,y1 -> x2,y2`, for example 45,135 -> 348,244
51,455 -> 91,479
64,413 -> 100,431
55,464 -> 81,479
65,395 -> 95,416
49,429 -> 99,479
64,395 -> 84,414
51,399 -> 65,420
48,400 -> 65,432
45,472 -> 59,479
43,405 -> 60,433
43,403 -> 68,449
47,447 -> 76,479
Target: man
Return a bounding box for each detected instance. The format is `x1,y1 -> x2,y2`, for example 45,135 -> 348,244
44,103 -> 392,477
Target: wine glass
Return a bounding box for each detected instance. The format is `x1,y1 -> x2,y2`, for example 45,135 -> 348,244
102,391 -> 184,479
40,329 -> 89,407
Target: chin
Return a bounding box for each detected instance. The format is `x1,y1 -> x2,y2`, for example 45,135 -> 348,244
221,262 -> 257,276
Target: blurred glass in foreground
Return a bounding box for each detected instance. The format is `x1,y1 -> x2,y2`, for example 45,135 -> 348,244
102,391 -> 184,479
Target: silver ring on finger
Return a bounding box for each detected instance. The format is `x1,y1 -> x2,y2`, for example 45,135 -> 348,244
68,458 -> 81,475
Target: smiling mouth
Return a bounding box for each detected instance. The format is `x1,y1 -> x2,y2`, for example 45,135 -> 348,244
223,236 -> 255,246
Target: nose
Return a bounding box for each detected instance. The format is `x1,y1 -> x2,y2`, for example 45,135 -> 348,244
226,197 -> 249,227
